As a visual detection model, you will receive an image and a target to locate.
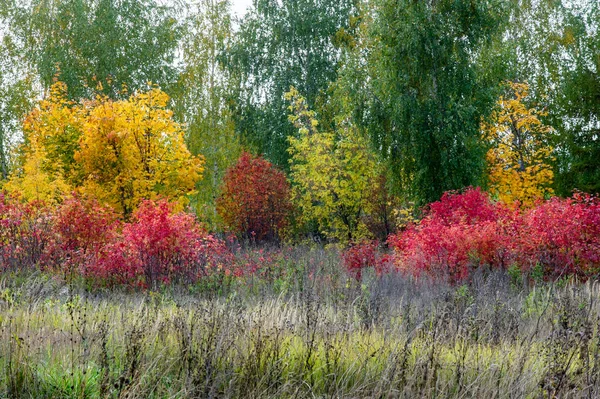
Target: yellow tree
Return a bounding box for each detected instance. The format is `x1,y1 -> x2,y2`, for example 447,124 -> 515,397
286,87 -> 378,243
4,81 -> 77,203
76,88 -> 204,216
3,137 -> 71,204
483,82 -> 555,207
6,82 -> 204,216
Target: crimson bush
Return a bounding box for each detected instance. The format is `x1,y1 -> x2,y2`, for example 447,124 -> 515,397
342,241 -> 392,281
90,200 -> 232,288
0,193 -> 51,271
45,194 -> 120,273
389,188 -> 600,282
217,152 -> 292,241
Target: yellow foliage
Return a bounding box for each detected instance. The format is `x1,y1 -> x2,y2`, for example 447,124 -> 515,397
483,82 -> 555,207
76,88 -> 204,216
5,82 -> 77,203
6,82 -> 204,216
286,87 -> 378,243
4,137 -> 71,204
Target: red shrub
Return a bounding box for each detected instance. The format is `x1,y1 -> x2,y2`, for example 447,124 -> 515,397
388,188 -> 510,282
217,152 -> 292,241
0,193 -> 51,271
512,194 -> 600,278
342,241 -> 391,281
45,194 -> 120,272
89,200 -> 232,287
427,187 -> 501,225
389,188 -> 600,282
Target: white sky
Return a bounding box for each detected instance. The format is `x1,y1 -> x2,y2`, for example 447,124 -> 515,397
231,0 -> 253,17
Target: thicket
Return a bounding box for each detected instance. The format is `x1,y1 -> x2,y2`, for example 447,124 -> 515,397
2,188 -> 600,287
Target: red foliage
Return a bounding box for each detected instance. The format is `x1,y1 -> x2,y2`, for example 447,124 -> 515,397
89,200 -> 232,287
389,188 -> 510,282
342,241 -> 391,281
0,193 -> 51,271
45,194 -> 120,272
217,152 -> 292,241
512,194 -> 600,278
388,188 -> 600,282
427,187 -> 501,225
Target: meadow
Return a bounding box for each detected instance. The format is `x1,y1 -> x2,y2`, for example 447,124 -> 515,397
2,247 -> 600,399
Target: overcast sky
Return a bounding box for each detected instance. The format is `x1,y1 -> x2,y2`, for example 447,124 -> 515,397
231,0 -> 253,17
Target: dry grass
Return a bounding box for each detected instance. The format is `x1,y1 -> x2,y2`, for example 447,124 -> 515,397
2,248 -> 600,398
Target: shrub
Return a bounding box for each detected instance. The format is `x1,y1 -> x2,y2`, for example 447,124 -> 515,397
513,194 -> 600,278
217,152 -> 292,241
45,194 -> 120,273
90,200 -> 232,288
342,241 -> 391,281
388,188 -> 510,282
0,193 -> 51,271
389,188 -> 600,282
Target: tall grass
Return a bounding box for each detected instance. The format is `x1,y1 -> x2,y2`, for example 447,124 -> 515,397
1,248 -> 600,398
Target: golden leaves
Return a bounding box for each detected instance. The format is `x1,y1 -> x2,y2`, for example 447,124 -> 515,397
6,82 -> 204,216
483,82 -> 555,207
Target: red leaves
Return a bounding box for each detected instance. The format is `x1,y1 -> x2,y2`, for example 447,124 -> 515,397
512,194 -> 600,278
45,194 -> 119,271
90,200 -> 232,288
342,241 -> 392,281
0,193 -> 232,287
0,193 -> 51,271
389,188 -> 600,282
427,187 -> 501,225
217,152 -> 292,241
3,186 -> 600,287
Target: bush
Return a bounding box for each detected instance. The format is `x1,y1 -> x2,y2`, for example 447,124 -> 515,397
388,188 -> 600,282
388,188 -> 509,282
0,193 -> 51,271
217,152 -> 292,241
45,194 -> 120,273
90,200 -> 232,288
513,193 -> 600,278
342,241 -> 391,281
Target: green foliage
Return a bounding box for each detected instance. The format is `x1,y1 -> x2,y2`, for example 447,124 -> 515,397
227,0 -> 356,169
551,2 -> 600,195
172,0 -> 241,229
355,0 -> 507,205
0,8 -> 35,180
9,0 -> 181,100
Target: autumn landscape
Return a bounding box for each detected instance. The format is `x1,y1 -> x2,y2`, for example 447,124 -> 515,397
1,0 -> 600,397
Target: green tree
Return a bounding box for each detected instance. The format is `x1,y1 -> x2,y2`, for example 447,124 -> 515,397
356,0 -> 506,205
172,0 -> 241,229
487,0 -> 600,195
0,4 -> 36,180
227,0 -> 356,169
9,0 -> 181,100
550,1 -> 600,195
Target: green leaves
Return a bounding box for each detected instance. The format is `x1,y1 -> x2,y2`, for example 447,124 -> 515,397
11,0 -> 182,100
356,0 -> 506,205
227,0 -> 356,169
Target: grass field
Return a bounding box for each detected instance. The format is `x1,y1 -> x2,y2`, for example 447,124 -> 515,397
2,248 -> 600,398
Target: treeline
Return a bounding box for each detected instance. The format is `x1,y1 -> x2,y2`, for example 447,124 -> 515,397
0,0 -> 599,243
